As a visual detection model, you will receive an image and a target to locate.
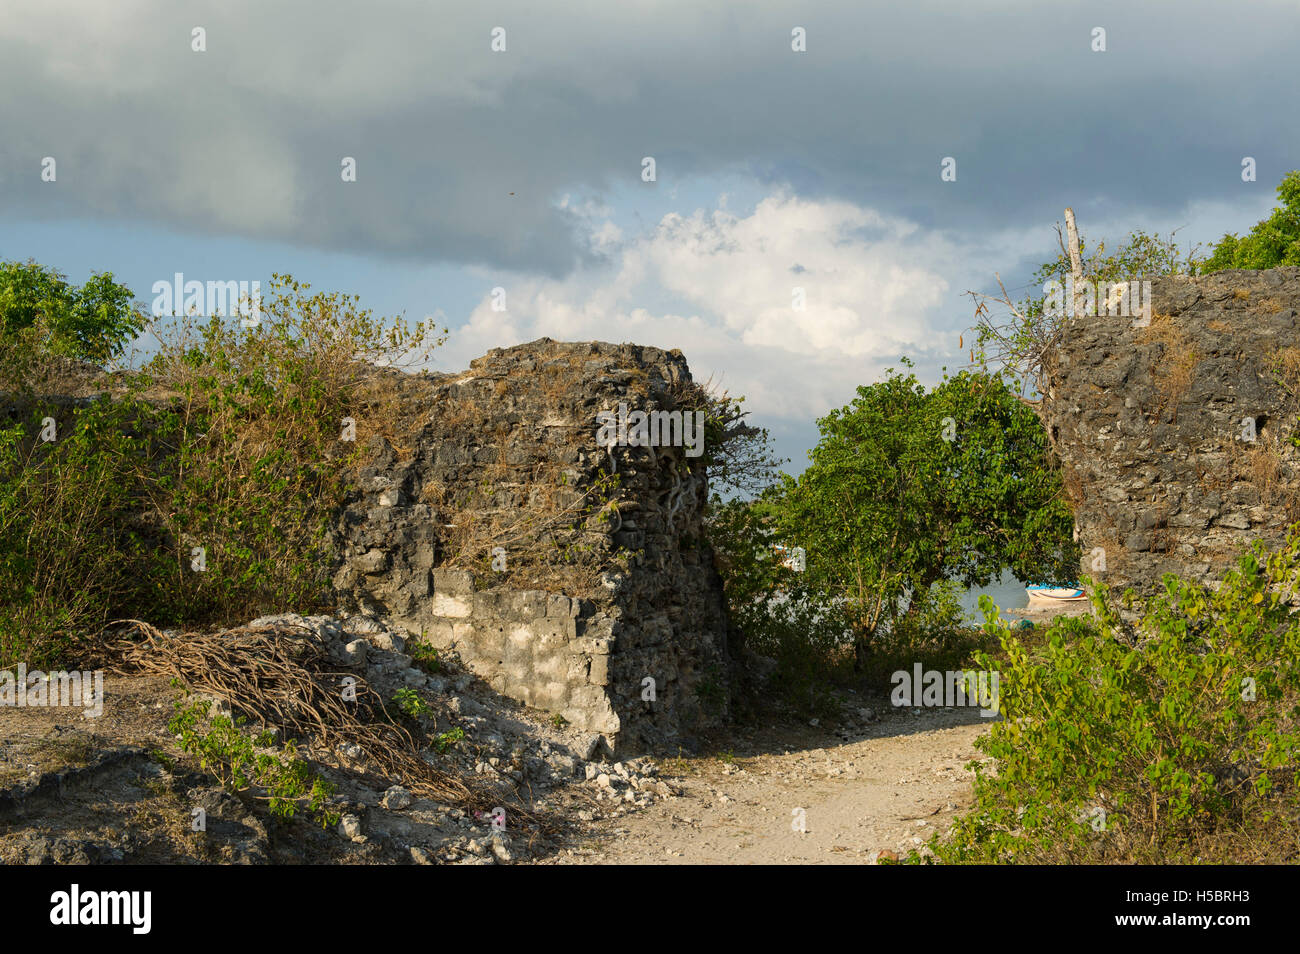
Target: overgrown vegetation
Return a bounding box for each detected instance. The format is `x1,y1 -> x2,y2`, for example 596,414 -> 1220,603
934,530 -> 1300,864
1201,170 -> 1300,273
971,225 -> 1203,393
0,395 -> 164,664
0,270 -> 442,666
115,619 -> 493,810
672,379 -> 785,500
706,365 -> 1073,712
169,692 -> 339,827
971,169 -> 1300,393
708,494 -> 850,712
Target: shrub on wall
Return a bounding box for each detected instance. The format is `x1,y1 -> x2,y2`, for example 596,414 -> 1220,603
0,270 -> 443,667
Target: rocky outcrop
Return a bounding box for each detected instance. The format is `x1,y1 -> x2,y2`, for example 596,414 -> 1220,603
1042,267 -> 1300,605
330,339 -> 730,755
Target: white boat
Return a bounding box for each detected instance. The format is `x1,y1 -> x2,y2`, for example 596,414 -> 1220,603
1025,583 -> 1087,602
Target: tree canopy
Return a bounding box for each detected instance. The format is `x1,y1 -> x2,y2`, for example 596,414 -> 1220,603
1201,170 -> 1300,273
0,260 -> 143,364
772,364 -> 1077,666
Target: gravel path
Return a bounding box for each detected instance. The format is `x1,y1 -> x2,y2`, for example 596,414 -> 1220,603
547,705 -> 991,864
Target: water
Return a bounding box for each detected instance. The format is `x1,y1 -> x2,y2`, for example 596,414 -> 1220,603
767,570 -> 1037,628
959,570 -> 1028,624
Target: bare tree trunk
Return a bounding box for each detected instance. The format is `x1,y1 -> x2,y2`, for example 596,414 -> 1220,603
905,570 -> 940,618
854,633 -> 871,673
851,617 -> 876,673
1064,207 -> 1084,318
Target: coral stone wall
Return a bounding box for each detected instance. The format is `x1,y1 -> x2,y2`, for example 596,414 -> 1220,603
331,339 -> 730,754
1042,267 -> 1300,605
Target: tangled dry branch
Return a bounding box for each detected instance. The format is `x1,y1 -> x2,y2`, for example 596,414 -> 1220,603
106,619 -> 528,820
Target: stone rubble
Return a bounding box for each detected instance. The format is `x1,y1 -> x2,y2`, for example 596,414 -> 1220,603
229,611 -> 682,863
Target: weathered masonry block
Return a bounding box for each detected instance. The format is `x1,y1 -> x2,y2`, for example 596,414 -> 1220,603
413,569 -> 618,735
331,339 -> 732,754
1042,267 -> 1300,607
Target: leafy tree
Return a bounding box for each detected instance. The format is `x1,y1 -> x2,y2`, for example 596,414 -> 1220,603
775,364 -> 1076,669
706,492 -> 854,712
673,380 -> 785,499
1201,170 -> 1300,272
0,260 -> 143,364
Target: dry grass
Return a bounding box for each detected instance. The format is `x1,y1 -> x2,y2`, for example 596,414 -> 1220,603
1138,313 -> 1198,416
1272,346 -> 1300,396
429,391 -> 480,434
410,351 -> 670,595
436,459 -> 622,597
420,478 -> 449,507
1060,463 -> 1086,509
540,357 -> 589,407
1231,433 -> 1300,518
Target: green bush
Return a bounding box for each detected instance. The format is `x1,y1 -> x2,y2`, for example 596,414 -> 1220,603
169,695 -> 339,826
392,687 -> 434,722
972,225 -> 1203,391
433,727 -> 465,754
706,494 -> 851,713
1201,170 -> 1300,273
0,269 -> 444,667
741,586 -> 854,715
937,531 -> 1300,864
0,260 -> 143,364
0,395 -> 166,666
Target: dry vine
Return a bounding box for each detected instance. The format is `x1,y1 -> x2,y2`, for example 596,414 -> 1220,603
106,618 -> 541,825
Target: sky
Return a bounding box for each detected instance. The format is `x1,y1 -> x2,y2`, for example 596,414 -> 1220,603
2,0 -> 1296,472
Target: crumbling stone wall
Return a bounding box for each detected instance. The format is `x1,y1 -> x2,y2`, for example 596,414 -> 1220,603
331,339 -> 730,755
1042,267 -> 1300,605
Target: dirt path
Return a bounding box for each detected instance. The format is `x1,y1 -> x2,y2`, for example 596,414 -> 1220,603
547,705 -> 992,864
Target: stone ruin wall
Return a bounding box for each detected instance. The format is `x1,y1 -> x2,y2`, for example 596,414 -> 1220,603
330,339 -> 731,755
1041,267 -> 1300,608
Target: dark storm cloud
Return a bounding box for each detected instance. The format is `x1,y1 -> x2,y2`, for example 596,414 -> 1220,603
1,0 -> 1294,274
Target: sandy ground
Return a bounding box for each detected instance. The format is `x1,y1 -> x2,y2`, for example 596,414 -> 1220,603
1,668 -> 995,865
545,704 -> 992,865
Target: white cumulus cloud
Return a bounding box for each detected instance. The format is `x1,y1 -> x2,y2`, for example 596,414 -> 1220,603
441,192 -> 963,422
